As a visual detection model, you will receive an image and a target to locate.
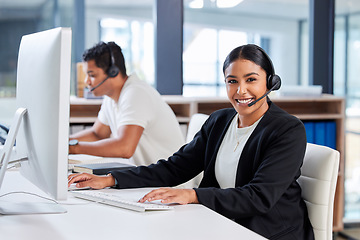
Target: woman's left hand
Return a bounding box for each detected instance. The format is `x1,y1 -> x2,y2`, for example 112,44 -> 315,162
139,188 -> 199,205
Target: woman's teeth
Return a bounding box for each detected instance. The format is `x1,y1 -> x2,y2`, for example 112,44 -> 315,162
236,99 -> 252,104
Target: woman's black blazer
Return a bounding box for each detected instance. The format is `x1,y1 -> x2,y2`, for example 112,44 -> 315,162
111,101 -> 315,240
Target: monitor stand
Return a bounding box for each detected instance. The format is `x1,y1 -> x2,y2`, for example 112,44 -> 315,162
0,202 -> 67,215
0,108 -> 67,215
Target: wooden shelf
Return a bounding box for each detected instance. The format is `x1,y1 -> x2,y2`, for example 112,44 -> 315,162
69,94 -> 345,231
70,117 -> 97,124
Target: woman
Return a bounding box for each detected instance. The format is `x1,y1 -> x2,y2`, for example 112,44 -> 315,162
68,44 -> 314,240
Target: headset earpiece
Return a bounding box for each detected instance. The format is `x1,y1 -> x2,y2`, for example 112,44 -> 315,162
105,43 -> 120,78
252,44 -> 282,92
267,74 -> 281,91
247,45 -> 282,107
107,64 -> 120,78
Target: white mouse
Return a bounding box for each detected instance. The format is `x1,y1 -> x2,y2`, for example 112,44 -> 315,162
68,183 -> 91,191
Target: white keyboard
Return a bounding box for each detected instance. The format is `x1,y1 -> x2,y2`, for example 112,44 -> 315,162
71,190 -> 174,212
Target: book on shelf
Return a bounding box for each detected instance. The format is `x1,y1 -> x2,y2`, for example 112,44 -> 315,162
72,162 -> 136,175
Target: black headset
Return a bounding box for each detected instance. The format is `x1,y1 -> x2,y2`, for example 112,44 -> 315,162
105,42 -> 120,78
244,44 -> 282,107
252,44 -> 281,91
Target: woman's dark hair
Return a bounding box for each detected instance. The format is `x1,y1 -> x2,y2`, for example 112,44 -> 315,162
222,44 -> 274,80
82,41 -> 127,77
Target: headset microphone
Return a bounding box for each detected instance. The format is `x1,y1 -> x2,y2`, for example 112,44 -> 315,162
248,79 -> 281,107
89,76 -> 109,92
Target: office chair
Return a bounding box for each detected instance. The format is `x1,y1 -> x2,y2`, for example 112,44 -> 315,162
185,113 -> 209,143
298,143 -> 340,240
176,113 -> 209,189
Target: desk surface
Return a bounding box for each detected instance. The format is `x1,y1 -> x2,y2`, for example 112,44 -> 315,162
0,171 -> 266,240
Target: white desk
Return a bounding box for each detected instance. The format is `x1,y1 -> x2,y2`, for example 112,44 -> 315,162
0,171 -> 267,240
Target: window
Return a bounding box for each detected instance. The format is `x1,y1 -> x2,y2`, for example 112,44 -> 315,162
100,18 -> 155,86
183,26 -> 218,96
183,0 -> 309,96
0,0 -> 74,126
335,11 -> 360,221
183,26 -> 254,96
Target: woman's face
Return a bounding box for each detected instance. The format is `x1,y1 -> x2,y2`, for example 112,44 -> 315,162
224,59 -> 269,126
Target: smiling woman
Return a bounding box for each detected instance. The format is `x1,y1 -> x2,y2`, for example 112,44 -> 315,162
223,44 -> 281,127
69,44 -> 315,240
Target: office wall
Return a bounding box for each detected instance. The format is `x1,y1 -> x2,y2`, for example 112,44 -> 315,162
84,6 -> 299,86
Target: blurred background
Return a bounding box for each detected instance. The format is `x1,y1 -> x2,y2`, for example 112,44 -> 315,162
0,0 -> 360,227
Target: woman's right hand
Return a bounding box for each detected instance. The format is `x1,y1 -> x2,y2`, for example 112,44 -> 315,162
68,173 -> 115,189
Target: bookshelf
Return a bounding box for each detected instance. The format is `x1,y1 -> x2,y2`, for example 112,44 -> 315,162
69,94 -> 345,231
272,94 -> 345,232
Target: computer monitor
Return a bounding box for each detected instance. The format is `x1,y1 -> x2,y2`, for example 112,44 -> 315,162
0,27 -> 71,213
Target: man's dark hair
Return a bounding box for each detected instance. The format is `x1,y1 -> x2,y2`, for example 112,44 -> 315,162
82,41 -> 127,77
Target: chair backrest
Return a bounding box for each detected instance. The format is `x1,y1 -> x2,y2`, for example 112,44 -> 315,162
298,143 -> 340,240
178,114 -> 209,189
186,113 -> 209,143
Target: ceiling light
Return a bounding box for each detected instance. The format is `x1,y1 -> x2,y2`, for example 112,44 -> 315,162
189,0 -> 204,9
216,0 -> 243,8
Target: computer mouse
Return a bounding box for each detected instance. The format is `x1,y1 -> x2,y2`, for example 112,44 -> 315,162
68,183 -> 91,191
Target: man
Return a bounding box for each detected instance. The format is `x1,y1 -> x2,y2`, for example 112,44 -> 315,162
69,41 -> 184,166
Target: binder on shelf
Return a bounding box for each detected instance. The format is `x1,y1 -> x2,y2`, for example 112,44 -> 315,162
303,120 -> 336,149
325,121 -> 336,149
303,121 -> 315,144
314,121 -> 326,146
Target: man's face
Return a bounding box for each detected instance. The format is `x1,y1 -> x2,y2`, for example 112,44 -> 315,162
83,60 -> 108,96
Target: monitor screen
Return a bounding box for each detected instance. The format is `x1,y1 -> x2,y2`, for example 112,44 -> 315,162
1,27 -> 72,202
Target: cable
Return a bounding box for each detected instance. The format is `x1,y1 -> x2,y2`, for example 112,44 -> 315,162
0,191 -> 98,206
6,162 -> 21,170
0,191 -> 58,204
0,157 -> 28,168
